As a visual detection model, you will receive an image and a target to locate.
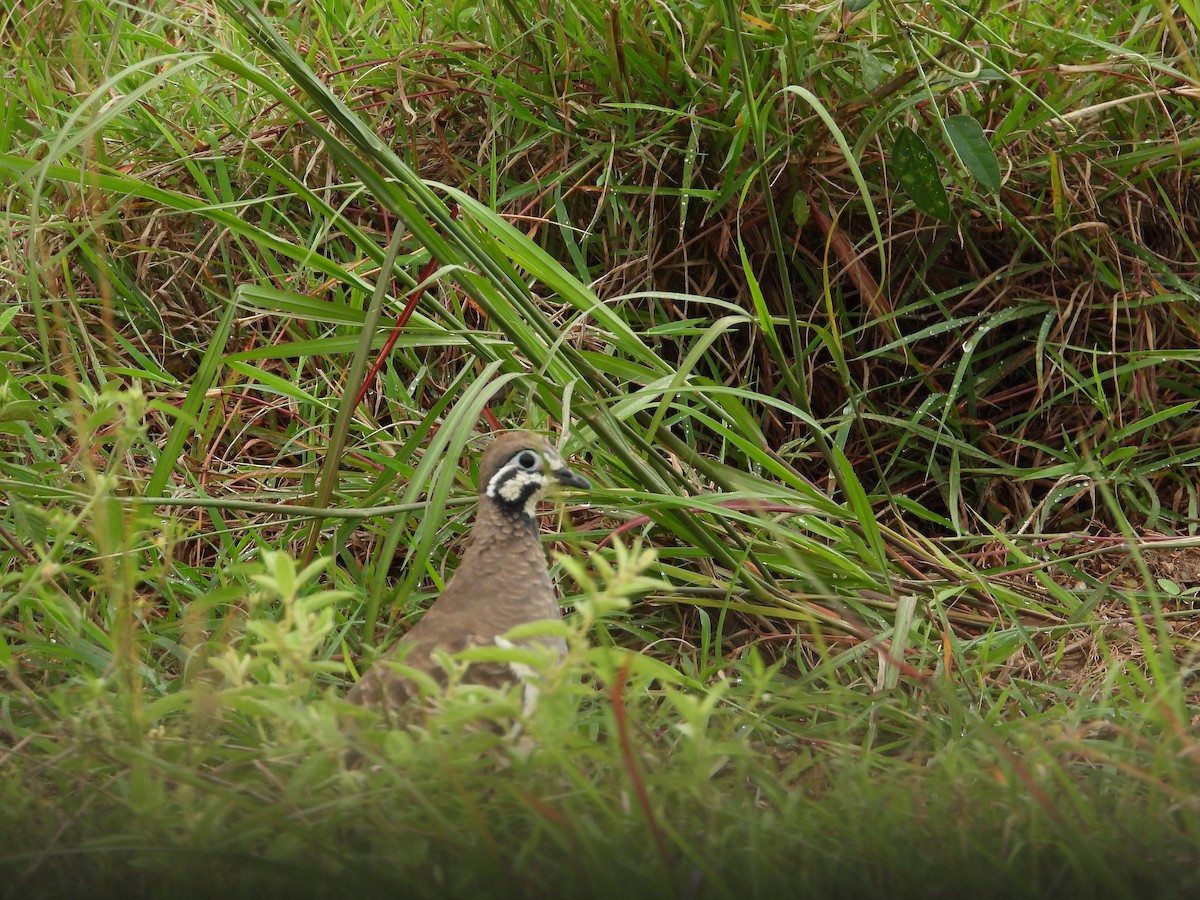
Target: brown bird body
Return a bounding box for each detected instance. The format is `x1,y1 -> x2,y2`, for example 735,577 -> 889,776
347,431 -> 589,716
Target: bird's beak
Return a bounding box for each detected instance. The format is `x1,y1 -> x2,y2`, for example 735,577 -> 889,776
553,466 -> 591,491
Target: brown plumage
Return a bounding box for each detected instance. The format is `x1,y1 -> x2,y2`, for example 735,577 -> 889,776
347,431 -> 590,718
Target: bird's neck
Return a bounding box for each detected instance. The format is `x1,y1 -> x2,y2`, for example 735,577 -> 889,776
463,497 -> 542,559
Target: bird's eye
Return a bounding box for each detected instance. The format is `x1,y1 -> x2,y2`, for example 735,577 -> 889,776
514,451 -> 539,470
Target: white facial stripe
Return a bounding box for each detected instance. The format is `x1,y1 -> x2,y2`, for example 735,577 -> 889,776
497,470 -> 544,502
486,466 -> 549,517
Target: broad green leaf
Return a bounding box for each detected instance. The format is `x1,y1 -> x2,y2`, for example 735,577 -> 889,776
857,45 -> 885,91
791,189 -> 811,228
946,114 -> 1002,193
892,126 -> 951,222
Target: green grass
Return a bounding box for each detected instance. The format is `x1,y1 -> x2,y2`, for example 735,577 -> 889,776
3,0 -> 1200,895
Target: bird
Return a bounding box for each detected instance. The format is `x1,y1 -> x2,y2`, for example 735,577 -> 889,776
347,431 -> 591,719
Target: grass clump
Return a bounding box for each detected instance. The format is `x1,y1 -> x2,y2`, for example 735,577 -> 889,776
3,0 -> 1200,894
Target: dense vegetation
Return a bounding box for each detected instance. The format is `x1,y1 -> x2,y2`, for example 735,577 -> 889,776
3,0 -> 1200,895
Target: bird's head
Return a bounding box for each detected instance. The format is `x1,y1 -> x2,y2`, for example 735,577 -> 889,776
478,431 -> 590,520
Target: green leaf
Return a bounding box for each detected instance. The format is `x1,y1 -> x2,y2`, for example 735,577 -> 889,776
791,189 -> 811,228
857,45 -> 885,91
845,0 -> 876,10
236,285 -> 369,326
892,126 -> 951,222
946,114 -> 1002,193
975,68 -> 1007,82
0,305 -> 19,333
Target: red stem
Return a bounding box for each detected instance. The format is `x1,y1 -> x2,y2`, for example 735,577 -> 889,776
612,656 -> 670,865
